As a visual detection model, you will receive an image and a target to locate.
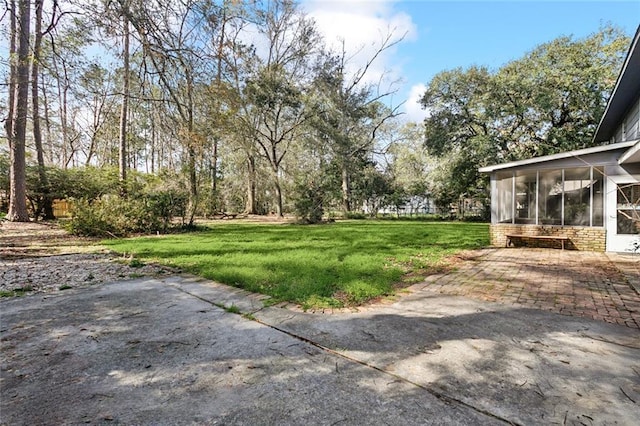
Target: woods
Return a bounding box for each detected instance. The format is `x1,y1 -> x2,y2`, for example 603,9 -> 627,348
0,0 -> 631,231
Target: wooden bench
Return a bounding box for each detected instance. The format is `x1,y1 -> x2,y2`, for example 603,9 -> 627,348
506,234 -> 570,250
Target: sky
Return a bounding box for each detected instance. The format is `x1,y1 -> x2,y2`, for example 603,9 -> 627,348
301,0 -> 640,122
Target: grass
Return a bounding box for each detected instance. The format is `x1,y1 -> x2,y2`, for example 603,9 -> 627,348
103,220 -> 489,309
128,258 -> 145,268
0,286 -> 34,298
225,305 -> 241,314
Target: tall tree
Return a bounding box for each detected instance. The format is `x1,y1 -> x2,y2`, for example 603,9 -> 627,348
220,10 -> 267,215
31,0 -> 56,219
48,23 -> 87,168
241,0 -> 320,217
123,0 -> 205,225
492,26 -> 630,159
197,0 -> 252,215
76,63 -> 117,166
118,8 -> 130,188
7,0 -> 31,222
4,0 -> 17,176
311,33 -> 403,214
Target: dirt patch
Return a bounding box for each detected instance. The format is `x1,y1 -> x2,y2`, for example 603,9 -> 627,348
0,220 -> 171,297
0,220 -> 102,258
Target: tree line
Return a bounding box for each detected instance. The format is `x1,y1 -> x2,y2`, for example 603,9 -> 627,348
1,0 -> 631,231
420,26 -> 630,208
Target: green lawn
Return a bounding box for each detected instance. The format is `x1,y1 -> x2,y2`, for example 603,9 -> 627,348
103,220 -> 489,309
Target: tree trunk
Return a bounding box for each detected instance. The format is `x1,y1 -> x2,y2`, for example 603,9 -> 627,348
150,111 -> 156,173
210,6 -> 225,212
273,174 -> 283,217
269,145 -> 284,217
186,71 -> 198,227
7,0 -> 31,222
4,0 -> 16,162
32,0 -> 54,220
209,139 -> 218,214
187,144 -> 197,226
341,163 -> 351,214
212,139 -> 218,189
119,15 -> 130,191
40,74 -> 54,164
245,154 -> 257,214
52,53 -> 70,168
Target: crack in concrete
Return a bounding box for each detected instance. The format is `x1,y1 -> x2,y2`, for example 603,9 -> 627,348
173,282 -> 519,426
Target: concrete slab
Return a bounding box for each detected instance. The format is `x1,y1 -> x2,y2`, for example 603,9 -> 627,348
1,278 -> 498,425
252,291 -> 640,426
3,247 -> 640,426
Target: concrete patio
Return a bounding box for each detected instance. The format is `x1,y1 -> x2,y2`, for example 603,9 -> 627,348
1,248 -> 639,425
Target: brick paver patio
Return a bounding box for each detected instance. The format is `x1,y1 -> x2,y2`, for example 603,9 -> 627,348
413,248 -> 640,329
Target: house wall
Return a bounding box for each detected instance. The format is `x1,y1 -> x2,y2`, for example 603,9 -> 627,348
604,164 -> 640,252
490,224 -> 606,251
613,97 -> 640,143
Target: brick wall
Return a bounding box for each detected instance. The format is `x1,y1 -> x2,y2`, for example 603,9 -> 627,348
490,224 -> 606,252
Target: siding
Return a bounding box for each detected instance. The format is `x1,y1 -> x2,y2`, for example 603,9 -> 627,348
626,97 -> 640,140
612,97 -> 640,142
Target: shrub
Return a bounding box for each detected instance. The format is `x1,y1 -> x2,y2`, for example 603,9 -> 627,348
65,198 -> 114,237
66,186 -> 188,237
292,178 -> 326,224
344,211 -> 367,220
145,189 -> 188,231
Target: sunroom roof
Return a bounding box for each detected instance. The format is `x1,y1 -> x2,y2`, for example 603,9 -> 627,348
478,140 -> 637,173
618,140 -> 640,164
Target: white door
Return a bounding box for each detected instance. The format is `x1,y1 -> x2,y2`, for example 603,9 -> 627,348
606,177 -> 640,252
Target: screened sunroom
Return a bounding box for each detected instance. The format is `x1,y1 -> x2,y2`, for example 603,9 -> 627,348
481,27 -> 640,252
495,166 -> 604,227
480,140 -> 640,252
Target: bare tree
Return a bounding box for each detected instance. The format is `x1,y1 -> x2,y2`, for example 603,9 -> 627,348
312,33 -> 405,214
118,7 -> 130,188
240,0 -> 320,217
31,0 -> 58,219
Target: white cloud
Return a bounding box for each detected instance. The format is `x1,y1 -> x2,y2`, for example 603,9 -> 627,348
304,0 -> 416,49
404,83 -> 429,123
302,0 -> 417,88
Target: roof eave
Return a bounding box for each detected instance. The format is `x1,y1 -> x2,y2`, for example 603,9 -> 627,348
592,25 -> 640,143
479,140 -> 637,173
